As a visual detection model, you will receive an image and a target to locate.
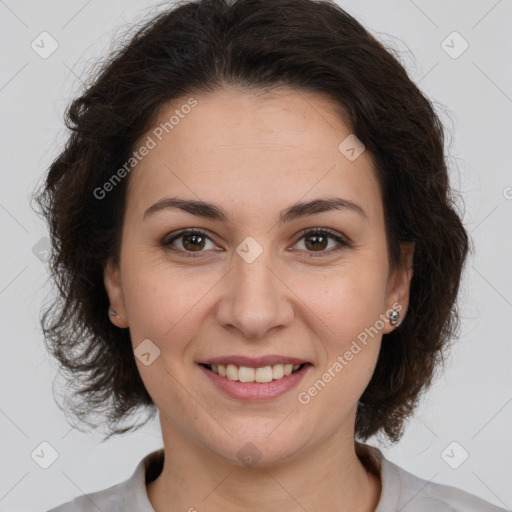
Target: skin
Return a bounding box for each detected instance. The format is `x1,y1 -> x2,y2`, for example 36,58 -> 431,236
104,85 -> 414,512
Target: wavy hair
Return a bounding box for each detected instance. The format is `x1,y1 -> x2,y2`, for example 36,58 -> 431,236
33,0 -> 469,443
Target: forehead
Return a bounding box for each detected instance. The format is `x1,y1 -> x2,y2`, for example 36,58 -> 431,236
126,86 -> 382,225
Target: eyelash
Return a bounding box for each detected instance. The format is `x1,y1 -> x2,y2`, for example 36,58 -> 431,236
161,228 -> 351,259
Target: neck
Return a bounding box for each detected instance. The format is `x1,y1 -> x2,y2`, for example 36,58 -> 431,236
147,429 -> 381,512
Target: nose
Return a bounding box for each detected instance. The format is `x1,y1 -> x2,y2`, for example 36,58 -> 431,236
215,249 -> 294,340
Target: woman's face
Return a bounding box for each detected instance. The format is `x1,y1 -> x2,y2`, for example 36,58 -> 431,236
104,86 -> 413,465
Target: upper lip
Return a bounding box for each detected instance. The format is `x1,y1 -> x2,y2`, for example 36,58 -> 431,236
199,355 -> 310,368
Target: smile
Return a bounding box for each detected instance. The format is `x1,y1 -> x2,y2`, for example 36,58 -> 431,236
203,363 -> 304,383
199,362 -> 312,401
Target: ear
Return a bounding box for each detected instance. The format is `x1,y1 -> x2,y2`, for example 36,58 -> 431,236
103,257 -> 129,328
382,241 -> 415,334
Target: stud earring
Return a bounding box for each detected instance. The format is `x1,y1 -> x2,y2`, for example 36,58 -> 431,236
389,310 -> 400,326
109,309 -> 120,319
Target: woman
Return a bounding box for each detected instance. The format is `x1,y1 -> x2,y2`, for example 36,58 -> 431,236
35,0 -> 505,510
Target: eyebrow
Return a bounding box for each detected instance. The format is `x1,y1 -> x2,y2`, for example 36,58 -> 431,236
143,196 -> 367,224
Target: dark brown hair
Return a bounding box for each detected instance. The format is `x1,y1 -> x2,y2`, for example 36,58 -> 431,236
33,0 -> 469,443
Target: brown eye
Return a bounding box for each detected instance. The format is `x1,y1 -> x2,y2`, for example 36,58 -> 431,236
304,232 -> 329,251
162,227 -> 350,259
162,229 -> 216,257
293,228 -> 350,257
181,232 -> 206,251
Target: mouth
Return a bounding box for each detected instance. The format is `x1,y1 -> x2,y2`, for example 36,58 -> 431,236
200,362 -> 309,383
198,361 -> 312,401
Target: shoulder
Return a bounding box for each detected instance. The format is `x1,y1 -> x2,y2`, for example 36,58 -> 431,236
356,442 -> 507,512
390,465 -> 507,512
46,479 -> 128,512
45,449 -> 164,512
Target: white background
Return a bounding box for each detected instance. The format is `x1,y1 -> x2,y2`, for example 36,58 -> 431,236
0,0 -> 511,510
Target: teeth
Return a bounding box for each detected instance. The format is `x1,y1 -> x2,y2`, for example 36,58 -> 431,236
238,366 -> 255,382
272,364 -> 284,380
209,363 -> 302,382
226,364 -> 238,381
256,366 -> 273,383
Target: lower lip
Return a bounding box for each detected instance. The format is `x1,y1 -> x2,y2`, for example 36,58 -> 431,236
199,364 -> 311,401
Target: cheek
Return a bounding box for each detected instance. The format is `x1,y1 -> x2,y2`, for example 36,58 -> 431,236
306,277 -> 384,411
121,253 -> 220,354
300,264 -> 388,337
296,263 -> 387,397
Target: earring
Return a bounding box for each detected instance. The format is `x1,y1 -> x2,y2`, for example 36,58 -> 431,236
389,309 -> 400,326
109,309 -> 120,319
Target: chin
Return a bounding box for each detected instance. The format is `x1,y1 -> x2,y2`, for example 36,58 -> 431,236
202,427 -> 309,469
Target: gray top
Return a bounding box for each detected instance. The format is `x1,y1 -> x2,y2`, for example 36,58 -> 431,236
47,443 -> 506,512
